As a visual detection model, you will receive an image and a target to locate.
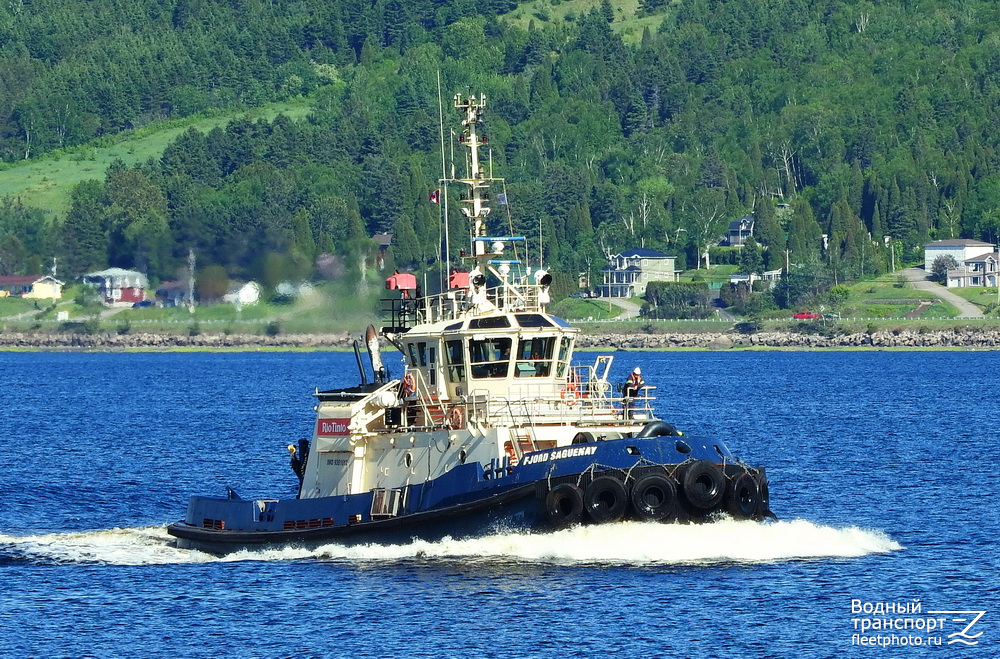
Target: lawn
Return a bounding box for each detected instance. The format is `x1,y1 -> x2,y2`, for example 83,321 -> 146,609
0,296 -> 43,318
502,0 -> 665,44
549,297 -> 620,320
0,98 -> 313,218
948,286 -> 999,312
834,277 -> 930,318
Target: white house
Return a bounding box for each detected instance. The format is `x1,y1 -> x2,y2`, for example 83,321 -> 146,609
601,248 -> 677,298
729,269 -> 783,289
947,252 -> 1000,288
924,239 -> 995,272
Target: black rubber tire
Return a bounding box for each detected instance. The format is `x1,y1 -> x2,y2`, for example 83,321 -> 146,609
544,483 -> 584,528
629,473 -> 677,521
757,474 -> 771,518
680,460 -> 726,510
725,472 -> 761,519
635,421 -> 679,438
584,476 -> 628,523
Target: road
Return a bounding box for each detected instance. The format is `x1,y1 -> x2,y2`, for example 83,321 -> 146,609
607,297 -> 641,319
900,267 -> 984,318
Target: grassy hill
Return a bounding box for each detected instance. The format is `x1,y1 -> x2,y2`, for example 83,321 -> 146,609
0,98 -> 312,220
502,0 -> 663,43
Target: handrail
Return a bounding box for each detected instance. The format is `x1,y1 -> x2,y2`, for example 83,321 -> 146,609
381,281 -> 551,329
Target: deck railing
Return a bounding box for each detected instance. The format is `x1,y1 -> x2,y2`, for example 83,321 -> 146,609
381,281 -> 549,330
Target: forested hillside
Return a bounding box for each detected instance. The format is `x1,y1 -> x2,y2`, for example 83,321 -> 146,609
2,0 -> 999,305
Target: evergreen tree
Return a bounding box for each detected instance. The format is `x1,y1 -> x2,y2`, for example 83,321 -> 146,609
786,198 -> 822,263
738,237 -> 764,277
61,180 -> 108,275
752,201 -> 785,270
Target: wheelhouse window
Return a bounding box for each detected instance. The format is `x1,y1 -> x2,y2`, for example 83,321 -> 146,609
515,336 -> 555,378
468,337 -> 511,379
445,339 -> 465,382
555,336 -> 572,378
406,342 -> 428,367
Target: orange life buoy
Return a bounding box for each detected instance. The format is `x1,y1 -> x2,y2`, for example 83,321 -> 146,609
504,442 -> 518,465
402,373 -> 416,396
448,405 -> 464,428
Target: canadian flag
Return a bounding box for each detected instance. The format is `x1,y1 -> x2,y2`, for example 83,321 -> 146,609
429,189 -> 440,204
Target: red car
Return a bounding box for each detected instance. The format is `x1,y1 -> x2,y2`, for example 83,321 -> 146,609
793,312 -> 821,319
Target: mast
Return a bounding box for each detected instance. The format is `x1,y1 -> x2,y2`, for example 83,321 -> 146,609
437,72 -> 450,289
451,92 -> 549,313
454,92 -> 491,265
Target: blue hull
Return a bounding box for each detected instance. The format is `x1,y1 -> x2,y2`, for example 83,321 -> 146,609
167,434 -> 770,554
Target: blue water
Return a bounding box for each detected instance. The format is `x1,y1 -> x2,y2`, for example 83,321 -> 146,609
1,350 -> 997,657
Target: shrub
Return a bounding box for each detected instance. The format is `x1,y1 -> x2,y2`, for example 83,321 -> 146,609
643,281 -> 713,319
930,255 -> 959,283
828,285 -> 850,303
734,319 -> 761,334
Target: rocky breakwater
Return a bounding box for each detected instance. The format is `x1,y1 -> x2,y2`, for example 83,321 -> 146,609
577,327 -> 1000,349
0,331 -> 355,349
3,327 -> 1000,350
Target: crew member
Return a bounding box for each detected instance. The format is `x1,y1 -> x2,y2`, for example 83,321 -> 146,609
623,367 -> 645,418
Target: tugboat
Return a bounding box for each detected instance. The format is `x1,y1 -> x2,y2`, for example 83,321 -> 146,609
167,92 -> 772,554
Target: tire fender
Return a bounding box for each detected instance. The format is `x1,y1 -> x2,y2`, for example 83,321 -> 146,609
629,473 -> 677,522
544,483 -> 584,528
584,475 -> 628,524
680,460 -> 726,510
725,472 -> 761,519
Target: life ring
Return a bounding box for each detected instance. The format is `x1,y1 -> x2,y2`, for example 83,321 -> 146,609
724,472 -> 761,519
448,405 -> 464,428
402,373 -> 416,396
504,441 -> 518,465
544,483 -> 584,528
561,382 -> 579,406
630,473 -> 677,522
584,475 -> 628,524
680,460 -> 726,510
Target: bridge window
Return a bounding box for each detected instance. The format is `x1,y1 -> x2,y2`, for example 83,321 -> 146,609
515,336 -> 554,378
515,314 -> 553,328
468,337 -> 511,378
407,342 -> 428,367
445,340 -> 465,382
555,336 -> 573,378
469,317 -> 510,329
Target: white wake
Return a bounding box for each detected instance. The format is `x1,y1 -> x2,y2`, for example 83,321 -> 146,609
0,519 -> 902,566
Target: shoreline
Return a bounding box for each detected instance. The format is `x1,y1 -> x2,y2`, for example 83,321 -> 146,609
2,327 -> 1000,351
